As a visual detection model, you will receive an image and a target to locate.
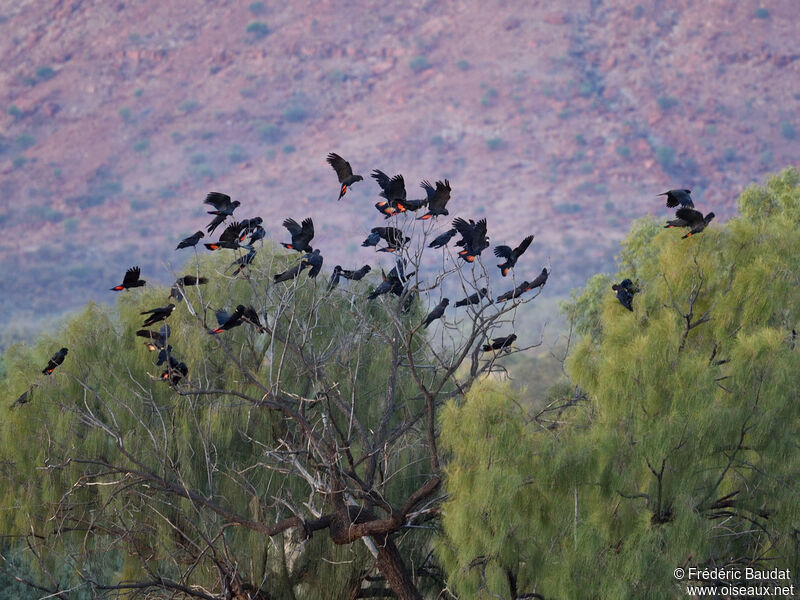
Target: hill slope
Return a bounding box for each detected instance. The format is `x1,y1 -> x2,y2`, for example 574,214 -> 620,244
1,0 -> 798,337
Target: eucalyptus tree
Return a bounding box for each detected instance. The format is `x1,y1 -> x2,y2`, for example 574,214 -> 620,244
1,206 -> 547,599
438,169 -> 800,598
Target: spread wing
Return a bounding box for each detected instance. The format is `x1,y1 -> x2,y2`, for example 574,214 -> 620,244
473,219 -> 488,246
493,245 -> 513,260
301,218 -> 314,240
429,180 -> 451,211
219,221 -> 244,243
452,217 -> 474,241
675,208 -> 704,226
514,234 -> 534,257
282,218 -> 302,236
420,180 -> 435,201
371,169 -> 391,192
383,174 -> 406,202
122,266 -> 141,286
326,153 -> 354,183
204,192 -> 231,212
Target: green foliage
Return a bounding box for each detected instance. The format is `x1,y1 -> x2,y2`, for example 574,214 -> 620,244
456,59 -> 470,71
754,7 -> 770,18
0,247 -> 433,597
327,69 -> 347,84
410,55 -> 432,73
657,95 -> 678,110
248,1 -> 266,14
441,169 -> 800,598
132,137 -> 149,152
283,94 -> 310,123
228,144 -> 248,163
118,105 -> 132,122
16,134 -> 35,150
438,381 -> 553,597
179,99 -> 200,113
257,122 -> 284,144
246,21 -> 270,40
63,217 -> 79,233
480,87 -> 498,107
486,137 -> 505,151
35,66 -> 55,81
7,104 -> 23,120
780,121 -> 796,140
655,144 -> 675,170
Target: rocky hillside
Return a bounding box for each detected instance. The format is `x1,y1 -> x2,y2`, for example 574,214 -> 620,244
1,0 -> 798,339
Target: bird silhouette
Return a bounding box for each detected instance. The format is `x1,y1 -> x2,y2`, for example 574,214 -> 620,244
110,266 -> 146,291
327,153 -> 364,200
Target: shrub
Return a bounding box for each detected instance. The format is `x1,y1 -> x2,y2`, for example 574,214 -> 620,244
480,88 -> 498,107
555,202 -> 582,213
16,134 -> 35,150
410,55 -> 431,73
158,187 -> 177,199
655,145 -> 675,170
249,1 -> 266,14
780,121 -> 796,140
283,104 -> 308,123
129,199 -> 151,212
246,21 -> 270,40
657,95 -> 678,110
228,145 -> 248,163
118,106 -> 132,122
282,145 -> 296,154
754,7 -> 769,18
35,66 -> 56,82
7,105 -> 22,120
327,69 -> 347,84
258,123 -> 284,144
132,138 -> 149,153
12,157 -> 27,169
179,100 -> 200,114
456,59 -> 469,71
486,137 -> 505,151
63,218 -> 79,233
616,144 -> 631,159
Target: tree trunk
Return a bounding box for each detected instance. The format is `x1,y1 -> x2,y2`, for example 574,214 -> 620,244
373,536 -> 422,600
